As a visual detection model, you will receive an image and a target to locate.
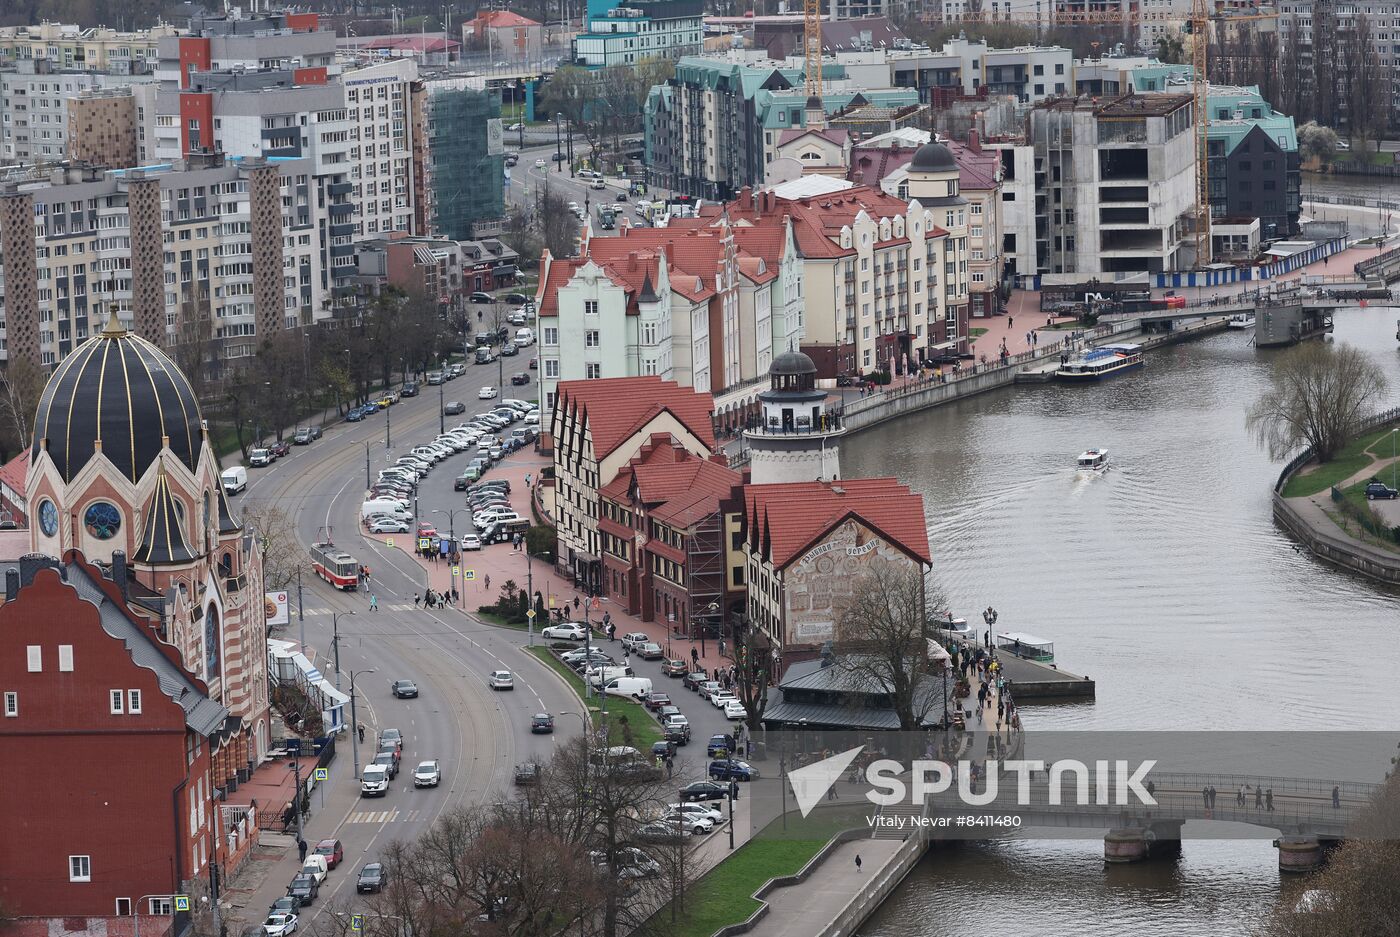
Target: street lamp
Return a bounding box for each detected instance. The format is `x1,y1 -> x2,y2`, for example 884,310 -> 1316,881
558,709 -> 590,738
347,667 -> 376,779
363,440 -> 371,490
438,358 -> 446,434
1392,428 -> 1398,490
331,611 -> 356,689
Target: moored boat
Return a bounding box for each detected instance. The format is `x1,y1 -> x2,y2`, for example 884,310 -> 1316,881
1228,313 -> 1256,329
1055,343 -> 1144,381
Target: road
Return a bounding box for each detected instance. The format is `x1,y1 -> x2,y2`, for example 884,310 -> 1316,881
227,364 -> 737,924
505,138 -> 663,239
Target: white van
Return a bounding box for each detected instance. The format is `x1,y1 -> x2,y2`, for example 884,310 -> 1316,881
601,676 -> 653,701
586,665 -> 635,686
361,764 -> 389,797
221,466 -> 247,495
515,327 -> 534,347
362,498 -> 411,522
590,178 -> 606,190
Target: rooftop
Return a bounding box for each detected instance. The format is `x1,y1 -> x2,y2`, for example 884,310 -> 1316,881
556,377 -> 717,460
744,477 -> 931,569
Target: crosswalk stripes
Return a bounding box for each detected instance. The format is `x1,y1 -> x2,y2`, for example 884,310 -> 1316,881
398,809 -> 423,823
347,809 -> 399,824
303,603 -> 416,616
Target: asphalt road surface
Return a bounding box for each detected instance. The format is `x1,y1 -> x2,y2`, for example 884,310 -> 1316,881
230,366 -> 734,922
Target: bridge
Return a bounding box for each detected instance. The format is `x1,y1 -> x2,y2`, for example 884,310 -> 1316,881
914,771 -> 1377,870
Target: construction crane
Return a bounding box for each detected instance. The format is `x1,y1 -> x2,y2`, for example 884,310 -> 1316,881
804,0 -> 822,98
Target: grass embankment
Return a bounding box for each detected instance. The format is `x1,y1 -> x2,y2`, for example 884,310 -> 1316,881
1281,427 -> 1400,498
526,645 -> 661,750
663,838 -> 826,937
968,328 -> 989,339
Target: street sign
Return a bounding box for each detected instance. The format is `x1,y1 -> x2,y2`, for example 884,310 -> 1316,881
314,767 -> 329,781
418,537 -> 432,551
386,537 -> 395,548
526,609 -> 536,619
549,596 -> 556,607
452,565 -> 460,576
351,915 -> 364,933
464,569 -> 476,581
173,896 -> 190,912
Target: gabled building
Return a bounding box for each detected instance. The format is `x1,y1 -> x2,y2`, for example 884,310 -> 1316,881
742,477 -> 930,655
550,377 -> 718,592
597,436 -> 743,635
1205,85 -> 1300,240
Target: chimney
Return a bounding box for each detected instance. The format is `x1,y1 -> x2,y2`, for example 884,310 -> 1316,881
627,251 -> 638,271
4,568 -> 18,603
112,550 -> 129,602
968,128 -> 981,153
853,170 -> 864,185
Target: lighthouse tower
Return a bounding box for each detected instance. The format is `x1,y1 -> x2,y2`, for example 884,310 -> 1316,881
745,350 -> 846,484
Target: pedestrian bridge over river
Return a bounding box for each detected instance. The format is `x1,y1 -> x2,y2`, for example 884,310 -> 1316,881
911,771 -> 1379,870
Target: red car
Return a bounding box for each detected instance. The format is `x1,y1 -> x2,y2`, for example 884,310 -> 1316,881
314,838 -> 344,869
645,693 -> 672,712
416,523 -> 438,537
269,440 -> 292,458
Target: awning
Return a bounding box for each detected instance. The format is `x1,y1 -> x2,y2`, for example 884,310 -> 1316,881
492,264 -> 518,277
928,339 -> 958,350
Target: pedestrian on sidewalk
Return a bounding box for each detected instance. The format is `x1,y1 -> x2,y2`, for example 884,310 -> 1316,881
369,593 -> 379,611
1008,316 -> 1013,329
719,637 -> 727,658
730,780 -> 740,801
357,723 -> 365,743
413,593 -> 421,608
574,595 -> 581,610
1238,785 -> 1247,807
855,854 -> 863,873
297,839 -> 308,862
691,647 -> 700,665
666,756 -> 674,779
485,574 -> 491,591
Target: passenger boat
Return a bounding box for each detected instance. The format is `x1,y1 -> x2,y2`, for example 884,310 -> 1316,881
1055,343 -> 1144,381
1076,448 -> 1109,474
1228,313 -> 1256,329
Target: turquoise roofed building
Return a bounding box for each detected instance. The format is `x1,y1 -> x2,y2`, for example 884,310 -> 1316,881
645,55 -> 919,198
1204,85 -> 1300,239
572,0 -> 703,69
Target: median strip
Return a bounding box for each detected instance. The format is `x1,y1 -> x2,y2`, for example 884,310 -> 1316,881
526,645 -> 662,750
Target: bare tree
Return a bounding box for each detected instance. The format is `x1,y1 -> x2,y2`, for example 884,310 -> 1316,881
241,505 -> 303,594
732,623 -> 771,732
1246,342 -> 1389,463
0,354 -> 46,463
539,189 -> 580,259
1346,15 -> 1390,147
833,559 -> 945,731
1280,15 -> 1310,124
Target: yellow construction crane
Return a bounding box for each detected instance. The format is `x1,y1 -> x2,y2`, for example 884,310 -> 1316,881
804,0 -> 822,98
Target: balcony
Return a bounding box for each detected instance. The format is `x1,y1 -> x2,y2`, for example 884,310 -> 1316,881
328,181 -> 352,196
329,201 -> 355,216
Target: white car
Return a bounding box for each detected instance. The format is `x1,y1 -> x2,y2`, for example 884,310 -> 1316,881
723,699 -> 748,721
459,533 -> 483,551
368,517 -> 411,534
489,670 -> 514,690
524,411 -> 540,425
667,802 -> 723,824
535,158 -> 547,169
263,913 -> 298,937
479,386 -> 499,399
711,690 -> 736,709
541,622 -> 587,640
414,760 -> 441,787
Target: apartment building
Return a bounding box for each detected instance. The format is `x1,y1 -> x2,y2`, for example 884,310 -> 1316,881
1206,85 -> 1300,239
66,88 -> 139,168
573,0 -> 704,68
0,21 -> 177,72
997,92 -> 1198,278
0,153 -> 328,368
550,377 -> 717,593
0,57 -> 155,163
1278,0 -> 1400,132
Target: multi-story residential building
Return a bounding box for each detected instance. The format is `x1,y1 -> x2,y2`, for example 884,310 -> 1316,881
1206,85 -> 1300,240
0,21 -> 177,72
698,173 -> 966,381
1278,0 -> 1400,132
645,55 -> 919,199
996,92 -> 1198,278
533,214 -> 802,414
354,236 -> 464,311
573,0 -> 704,68
854,129 -> 1005,317
67,87 -> 139,168
342,59 -> 418,240
0,153 -> 328,368
741,477 -> 930,654
550,376 -> 717,593
0,57 -> 154,163
597,436 -> 743,634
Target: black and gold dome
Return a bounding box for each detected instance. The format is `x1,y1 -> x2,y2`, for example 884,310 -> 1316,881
31,313 -> 203,484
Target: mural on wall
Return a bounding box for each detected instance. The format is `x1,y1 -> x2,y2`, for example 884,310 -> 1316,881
204,603 -> 221,684
784,518 -> 916,646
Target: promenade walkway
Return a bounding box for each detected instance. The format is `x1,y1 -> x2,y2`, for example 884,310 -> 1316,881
740,838 -> 905,937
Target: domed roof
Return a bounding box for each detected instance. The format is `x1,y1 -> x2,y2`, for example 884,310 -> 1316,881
910,141 -> 957,173
31,313 -> 203,484
771,349 -> 817,376
805,94 -> 822,111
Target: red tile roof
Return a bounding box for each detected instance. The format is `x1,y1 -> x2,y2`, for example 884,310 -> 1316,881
472,10 -> 541,28
0,449 -> 29,494
744,477 -> 930,569
535,254 -> 646,317
601,438 -> 742,529
557,377 -> 717,460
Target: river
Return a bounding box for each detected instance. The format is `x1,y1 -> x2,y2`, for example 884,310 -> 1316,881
843,307 -> 1400,935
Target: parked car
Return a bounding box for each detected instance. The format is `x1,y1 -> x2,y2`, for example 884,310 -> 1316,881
683,670 -> 709,691
723,699 -> 748,721
391,679 -> 419,698
356,863 -> 387,894
644,692 -> 672,712
531,712 -> 555,733
401,381 -> 419,397
459,533 -> 483,550
542,622 -> 587,640
709,759 -> 759,781
667,802 -> 723,825
663,721 -> 691,745
470,291 -> 493,304
269,440 -> 292,458
369,517 -> 411,534
662,659 -> 689,677
345,407 -> 364,422
249,448 -> 273,467
511,371 -> 531,386
678,780 -> 729,802
504,292 -> 529,305
263,913 -> 298,937
313,838 -> 344,869
373,751 -> 399,779
414,760 -> 441,787
286,873 -> 319,904
1365,481 -> 1399,500
293,427 -> 314,445
621,632 -> 651,652
707,734 -> 734,758
637,642 -> 664,660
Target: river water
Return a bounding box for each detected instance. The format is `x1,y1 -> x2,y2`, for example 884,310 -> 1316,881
843,307 -> 1400,935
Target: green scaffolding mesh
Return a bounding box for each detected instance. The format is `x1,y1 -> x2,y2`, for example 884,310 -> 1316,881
429,86 -> 505,239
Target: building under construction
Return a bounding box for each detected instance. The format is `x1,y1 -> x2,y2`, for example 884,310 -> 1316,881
418,80 -> 505,239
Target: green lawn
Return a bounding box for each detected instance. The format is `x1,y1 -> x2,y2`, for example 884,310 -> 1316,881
1281,426 -> 1400,497
660,838 -> 826,937
526,646 -> 661,749
969,328 -> 989,339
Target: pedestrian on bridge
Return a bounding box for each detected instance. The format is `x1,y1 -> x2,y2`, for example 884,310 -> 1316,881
1209,786 -> 1217,809
1201,787 -> 1210,809
1238,785 -> 1247,807
1255,786 -> 1264,809
1266,788 -> 1275,811
1333,786 -> 1341,809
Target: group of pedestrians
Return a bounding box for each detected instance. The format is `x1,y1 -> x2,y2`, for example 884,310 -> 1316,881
414,587 -> 457,609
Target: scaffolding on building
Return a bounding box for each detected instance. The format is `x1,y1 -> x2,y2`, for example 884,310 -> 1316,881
427,85 -> 505,240
685,511 -> 727,643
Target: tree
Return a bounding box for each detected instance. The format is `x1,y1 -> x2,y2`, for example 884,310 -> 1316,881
1246,342 -> 1389,463
1297,121 -> 1341,165
539,189 -> 580,260
241,505 -> 304,594
0,355 -> 47,464
1155,34 -> 1185,65
731,622 -> 770,732
1280,15 -> 1310,124
1346,15 -> 1390,147
833,559 -> 945,731
1262,777 -> 1400,937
